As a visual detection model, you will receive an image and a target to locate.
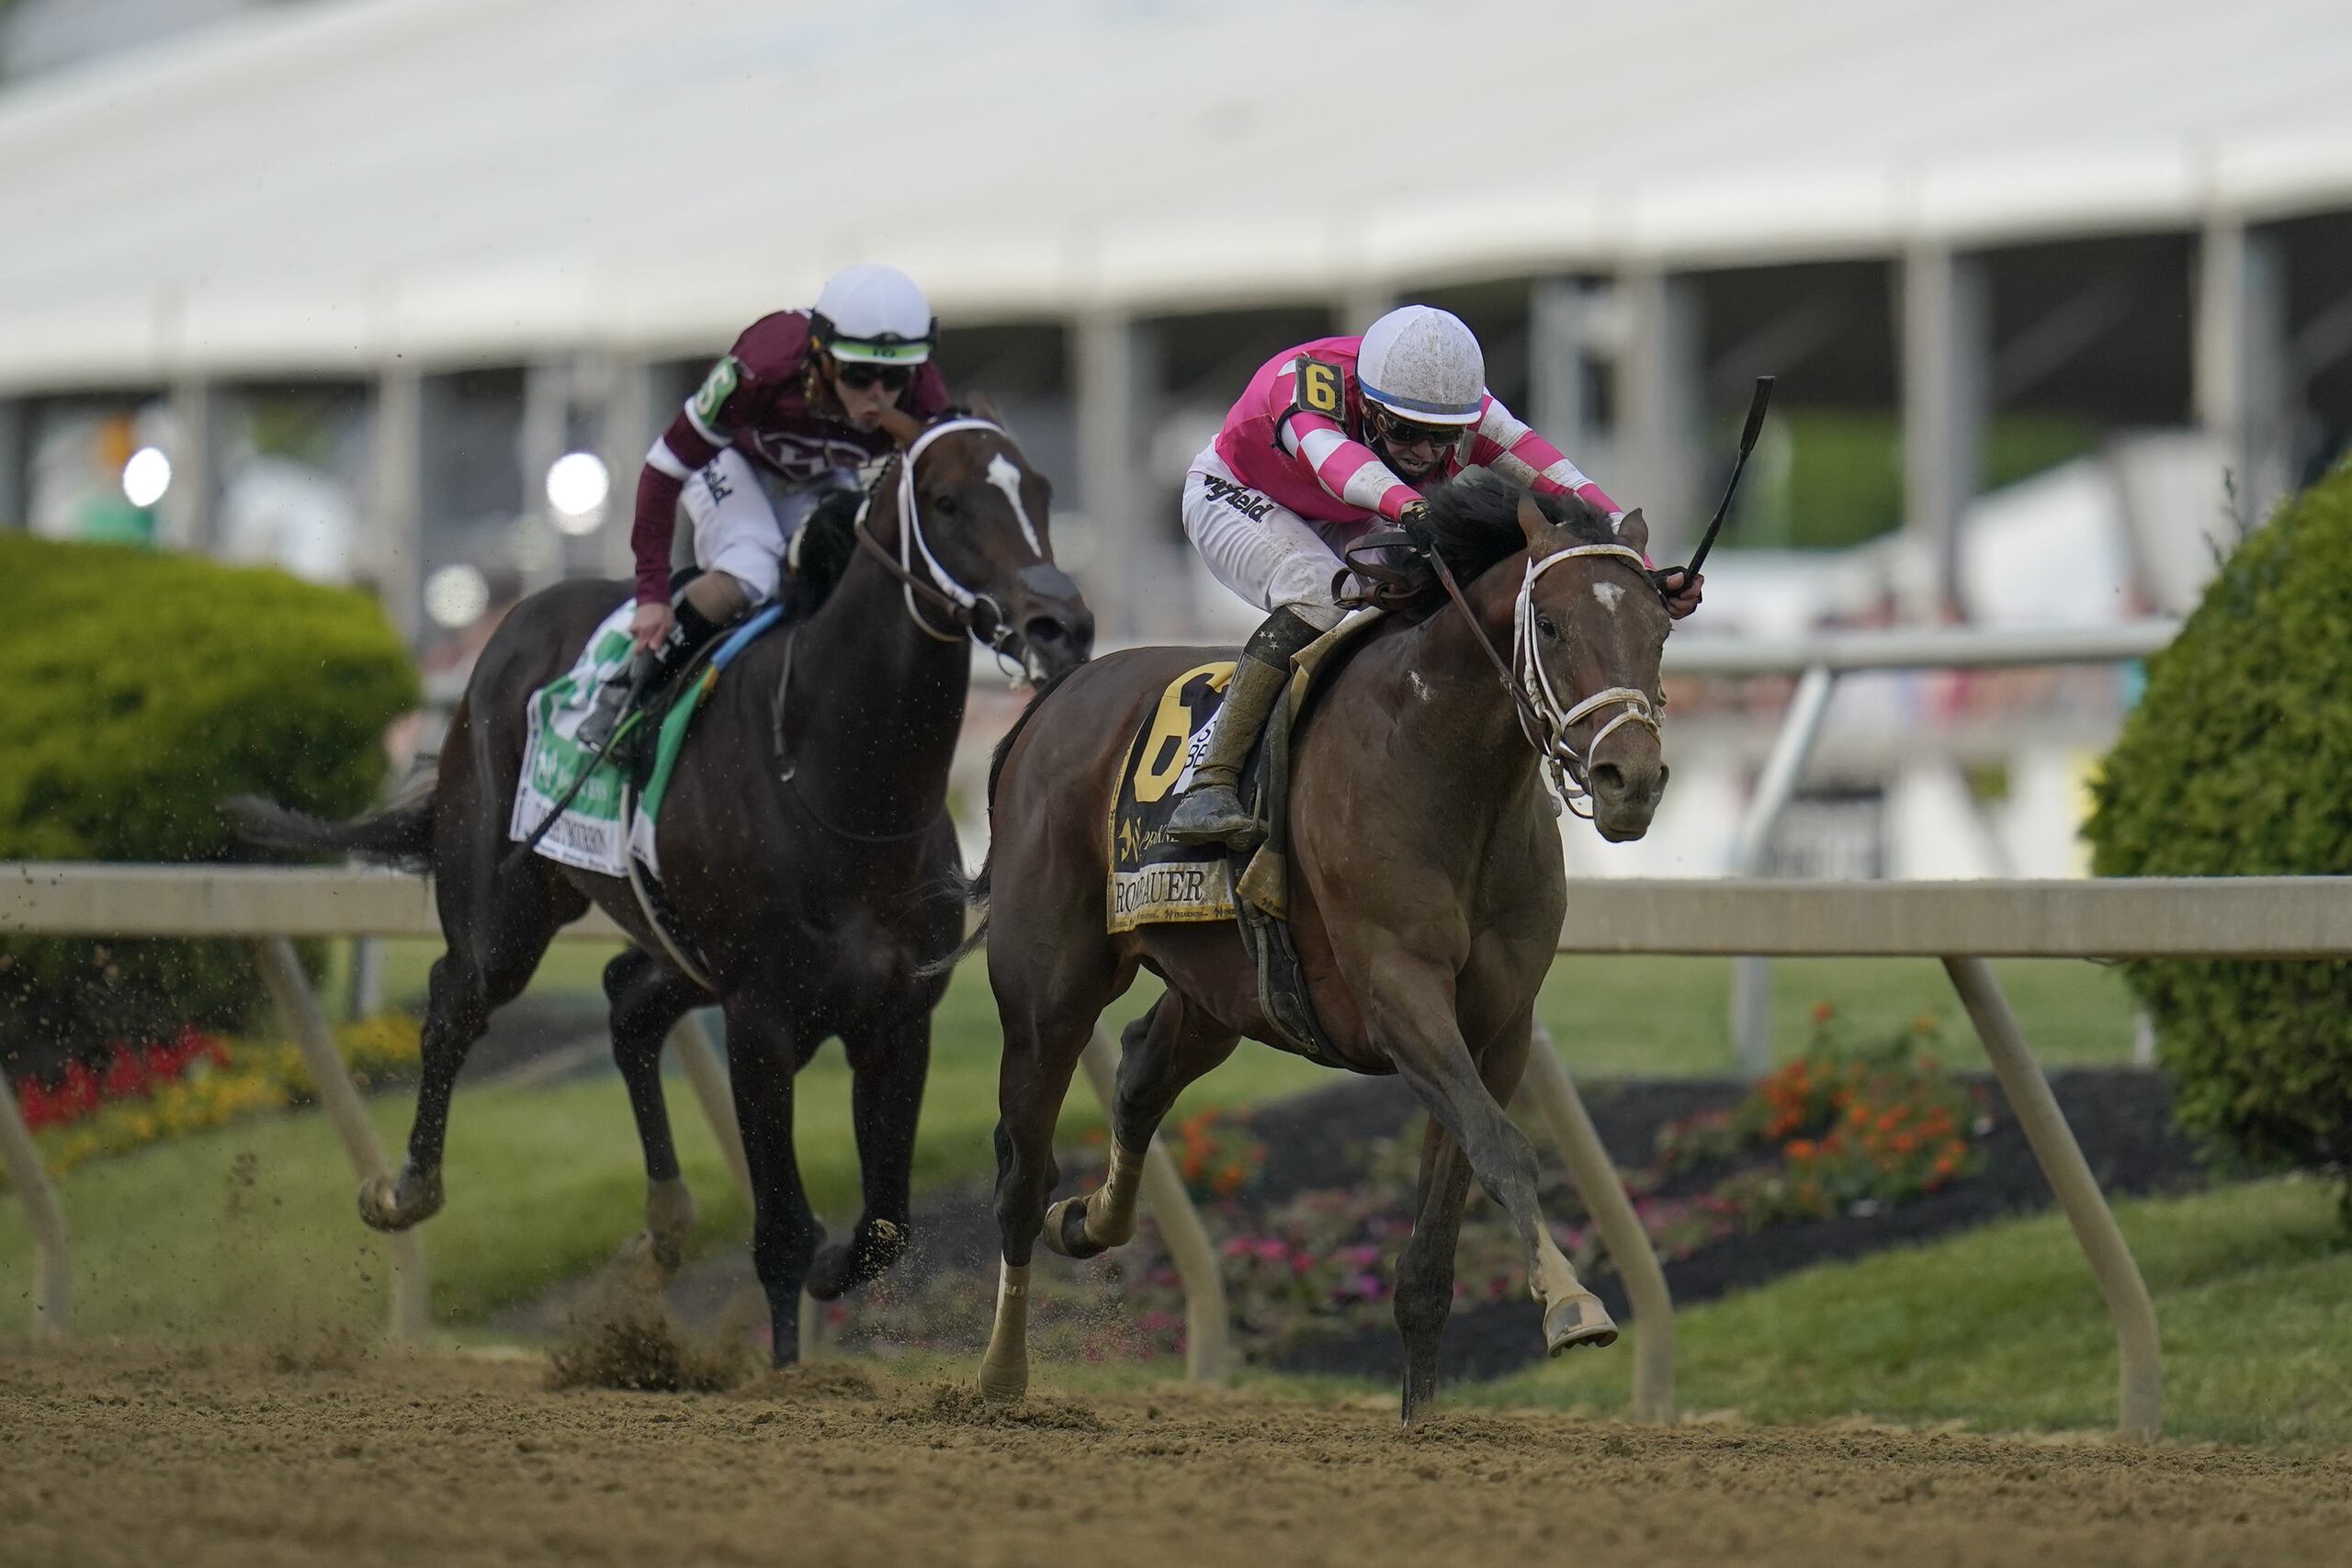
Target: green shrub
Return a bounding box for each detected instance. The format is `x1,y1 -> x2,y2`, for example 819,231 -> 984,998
0,536 -> 417,1073
2083,461 -> 2352,1214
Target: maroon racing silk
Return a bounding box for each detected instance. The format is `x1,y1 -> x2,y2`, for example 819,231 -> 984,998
628,309 -> 952,603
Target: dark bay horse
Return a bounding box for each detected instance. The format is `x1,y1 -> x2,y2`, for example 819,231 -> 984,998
239,416 -> 1091,1359
967,477 -> 1668,1420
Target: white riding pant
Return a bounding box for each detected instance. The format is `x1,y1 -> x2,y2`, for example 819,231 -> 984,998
1180,447 -> 1351,632
681,448 -> 854,604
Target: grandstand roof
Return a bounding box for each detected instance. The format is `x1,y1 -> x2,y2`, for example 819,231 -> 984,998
4,0 -> 2350,389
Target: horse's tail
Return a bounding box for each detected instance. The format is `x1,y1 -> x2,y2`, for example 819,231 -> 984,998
916,661 -> 1084,980
225,771 -> 438,874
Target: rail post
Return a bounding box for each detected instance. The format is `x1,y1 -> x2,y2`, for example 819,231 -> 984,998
0,1068 -> 70,1335
1943,956 -> 2162,1439
1078,1028 -> 1232,1385
255,935 -> 432,1342
1726,663 -> 1837,1077
1521,1024 -> 1675,1421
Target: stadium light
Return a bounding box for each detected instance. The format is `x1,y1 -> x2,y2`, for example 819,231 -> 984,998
122,446 -> 172,508
424,564 -> 491,628
545,451 -> 609,536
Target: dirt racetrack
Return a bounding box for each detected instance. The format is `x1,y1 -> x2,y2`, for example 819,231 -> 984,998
4,1337 -> 2347,1568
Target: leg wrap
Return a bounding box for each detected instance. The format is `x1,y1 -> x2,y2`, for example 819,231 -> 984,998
977,1260 -> 1033,1402
1082,1140 -> 1148,1249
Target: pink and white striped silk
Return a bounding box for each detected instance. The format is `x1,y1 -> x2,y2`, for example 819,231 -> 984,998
1212,335 -> 1616,540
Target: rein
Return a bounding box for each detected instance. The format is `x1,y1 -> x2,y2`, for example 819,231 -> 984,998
1421,540 -> 1660,819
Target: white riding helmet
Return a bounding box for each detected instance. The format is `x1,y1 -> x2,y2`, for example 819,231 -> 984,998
1356,305 -> 1486,427
811,263 -> 936,365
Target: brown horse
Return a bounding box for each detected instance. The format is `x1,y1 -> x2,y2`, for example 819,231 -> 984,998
236,415 -> 1091,1360
966,476 -> 1668,1420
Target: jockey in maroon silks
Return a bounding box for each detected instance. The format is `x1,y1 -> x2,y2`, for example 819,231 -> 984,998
578,263 -> 951,747
1164,304 -> 1704,850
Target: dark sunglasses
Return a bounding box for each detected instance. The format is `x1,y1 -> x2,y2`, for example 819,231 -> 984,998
835,362 -> 914,392
1374,412 -> 1464,451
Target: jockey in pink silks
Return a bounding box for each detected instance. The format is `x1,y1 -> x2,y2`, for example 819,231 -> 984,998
1165,304 -> 1703,850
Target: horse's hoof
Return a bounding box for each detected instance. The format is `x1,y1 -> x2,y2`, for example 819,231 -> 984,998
1544,1292 -> 1619,1356
977,1360 -> 1028,1404
642,1178 -> 697,1261
357,1166 -> 443,1233
612,1231 -> 680,1292
806,1217 -> 910,1301
1036,1197 -> 1106,1260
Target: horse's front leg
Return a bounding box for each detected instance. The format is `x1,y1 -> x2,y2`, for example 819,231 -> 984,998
806,1007 -> 929,1301
1362,957 -> 1616,1371
1039,990 -> 1239,1258
721,991 -> 824,1365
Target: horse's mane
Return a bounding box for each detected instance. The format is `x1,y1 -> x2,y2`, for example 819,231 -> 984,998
1414,471 -> 1616,582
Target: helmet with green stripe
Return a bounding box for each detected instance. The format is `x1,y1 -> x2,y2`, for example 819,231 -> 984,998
810,263 -> 936,366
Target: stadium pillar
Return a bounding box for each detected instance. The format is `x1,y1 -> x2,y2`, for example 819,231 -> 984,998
1073,310 -> 1164,638
0,398 -> 28,528
1530,277 -> 1605,475
160,377 -> 219,552
2196,218 -> 2291,525
1618,267 -> 1702,561
600,358 -> 659,581
371,363 -> 426,644
1333,283 -> 1393,334
1901,246 -> 1988,615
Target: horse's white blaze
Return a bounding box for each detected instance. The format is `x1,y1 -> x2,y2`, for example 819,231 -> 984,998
986,452 -> 1042,554
1408,670 -> 1431,703
1592,581 -> 1625,613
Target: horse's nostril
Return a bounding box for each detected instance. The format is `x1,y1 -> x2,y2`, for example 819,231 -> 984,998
1653,762 -> 1671,798
1023,616 -> 1066,649
1592,762 -> 1626,796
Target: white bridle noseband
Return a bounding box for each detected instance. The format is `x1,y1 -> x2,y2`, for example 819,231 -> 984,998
1510,543 -> 1662,818
867,416 -> 1020,648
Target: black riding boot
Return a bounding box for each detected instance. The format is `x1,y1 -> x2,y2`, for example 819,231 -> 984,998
1165,605 -> 1325,852
575,599 -> 727,753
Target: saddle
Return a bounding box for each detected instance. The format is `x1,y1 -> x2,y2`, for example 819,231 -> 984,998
1104,611 -> 1385,1064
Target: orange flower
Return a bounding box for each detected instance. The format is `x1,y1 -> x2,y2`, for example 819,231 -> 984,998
1810,1002 -> 1836,1025
1784,1139 -> 1816,1161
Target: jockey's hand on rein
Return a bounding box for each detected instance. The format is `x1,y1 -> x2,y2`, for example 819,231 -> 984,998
1655,570 -> 1703,620
630,600 -> 674,652
1398,499 -> 1434,552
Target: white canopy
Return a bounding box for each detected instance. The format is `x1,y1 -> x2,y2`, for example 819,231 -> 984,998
4,0 -> 2350,389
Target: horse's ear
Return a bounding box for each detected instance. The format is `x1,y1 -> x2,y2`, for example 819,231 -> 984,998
1614,507 -> 1649,554
1515,492 -> 1551,547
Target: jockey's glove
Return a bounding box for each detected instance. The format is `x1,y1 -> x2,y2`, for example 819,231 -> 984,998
1398,500 -> 1434,551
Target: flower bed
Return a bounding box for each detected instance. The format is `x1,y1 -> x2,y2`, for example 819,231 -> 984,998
3,1014 -> 423,1185
838,1008 -> 1996,1366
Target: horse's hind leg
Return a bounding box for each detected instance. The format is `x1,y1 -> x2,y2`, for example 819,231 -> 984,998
605,946 -> 709,1283
1041,991 -> 1238,1258
1394,1117 -> 1476,1426
360,869 -> 575,1233
978,937 -> 1124,1402
806,1008 -> 929,1302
